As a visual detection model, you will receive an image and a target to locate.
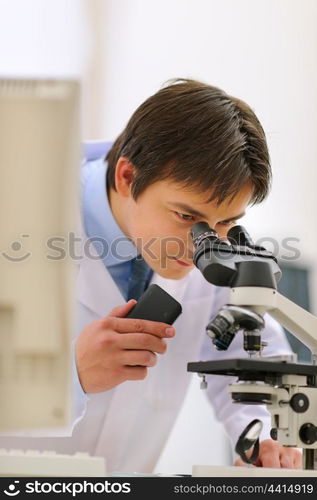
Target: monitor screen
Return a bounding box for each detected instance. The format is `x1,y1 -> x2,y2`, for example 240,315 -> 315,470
0,79 -> 80,431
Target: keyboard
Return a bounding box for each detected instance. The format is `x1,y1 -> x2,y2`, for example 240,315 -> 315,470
0,448 -> 105,476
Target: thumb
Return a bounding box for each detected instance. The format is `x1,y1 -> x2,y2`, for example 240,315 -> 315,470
108,299 -> 137,318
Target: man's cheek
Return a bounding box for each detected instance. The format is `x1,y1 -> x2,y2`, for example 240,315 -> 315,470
141,237 -> 160,261
160,238 -> 187,260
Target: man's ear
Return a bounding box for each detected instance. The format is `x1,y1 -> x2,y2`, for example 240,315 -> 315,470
114,157 -> 135,197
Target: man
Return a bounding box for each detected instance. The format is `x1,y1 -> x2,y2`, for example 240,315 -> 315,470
1,79 -> 301,472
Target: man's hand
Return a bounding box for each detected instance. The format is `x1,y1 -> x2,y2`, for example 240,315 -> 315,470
234,439 -> 302,468
75,299 -> 175,394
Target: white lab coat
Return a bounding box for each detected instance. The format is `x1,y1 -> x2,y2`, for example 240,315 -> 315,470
0,233 -> 292,473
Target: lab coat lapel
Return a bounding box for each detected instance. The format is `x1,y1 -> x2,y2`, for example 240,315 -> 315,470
76,235 -> 125,318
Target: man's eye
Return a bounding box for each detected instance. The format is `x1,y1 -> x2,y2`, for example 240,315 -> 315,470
175,212 -> 195,221
218,220 -> 236,227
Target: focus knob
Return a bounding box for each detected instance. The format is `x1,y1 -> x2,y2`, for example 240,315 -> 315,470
299,423 -> 317,445
289,393 -> 309,413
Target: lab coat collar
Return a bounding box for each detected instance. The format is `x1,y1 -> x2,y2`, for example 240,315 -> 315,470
76,226 -> 125,316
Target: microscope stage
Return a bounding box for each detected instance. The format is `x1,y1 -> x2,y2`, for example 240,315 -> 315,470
187,358 -> 317,379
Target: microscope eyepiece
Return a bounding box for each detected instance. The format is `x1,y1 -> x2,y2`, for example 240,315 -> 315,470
227,225 -> 255,247
190,222 -> 219,249
190,221 -> 234,285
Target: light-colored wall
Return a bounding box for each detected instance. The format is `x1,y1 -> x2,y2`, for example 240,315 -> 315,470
1,0 -> 316,476
0,0 -> 89,78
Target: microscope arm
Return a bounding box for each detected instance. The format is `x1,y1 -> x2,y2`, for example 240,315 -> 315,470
229,287 -> 317,357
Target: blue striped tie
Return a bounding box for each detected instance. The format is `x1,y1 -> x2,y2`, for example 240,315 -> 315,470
127,255 -> 152,301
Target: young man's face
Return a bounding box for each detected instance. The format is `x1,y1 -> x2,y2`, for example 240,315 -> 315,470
121,177 -> 253,280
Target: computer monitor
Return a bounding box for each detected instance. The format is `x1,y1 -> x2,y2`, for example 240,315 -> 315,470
0,78 -> 80,431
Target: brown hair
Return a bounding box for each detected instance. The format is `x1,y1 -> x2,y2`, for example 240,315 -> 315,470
106,78 -> 271,205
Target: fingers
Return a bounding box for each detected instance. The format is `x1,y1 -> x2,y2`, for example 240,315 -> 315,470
252,440 -> 303,469
280,448 -> 302,469
90,300 -> 175,390
104,301 -> 175,338
117,333 -> 167,355
293,449 -> 303,469
108,300 -> 137,318
120,350 -> 157,367
101,299 -> 175,338
109,316 -> 175,339
234,439 -> 302,470
258,450 -> 280,468
256,439 -> 282,468
280,455 -> 293,468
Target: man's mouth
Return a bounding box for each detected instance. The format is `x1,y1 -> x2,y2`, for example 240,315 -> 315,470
172,257 -> 192,267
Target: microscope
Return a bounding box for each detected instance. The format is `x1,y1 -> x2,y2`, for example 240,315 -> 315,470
187,222 -> 317,474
